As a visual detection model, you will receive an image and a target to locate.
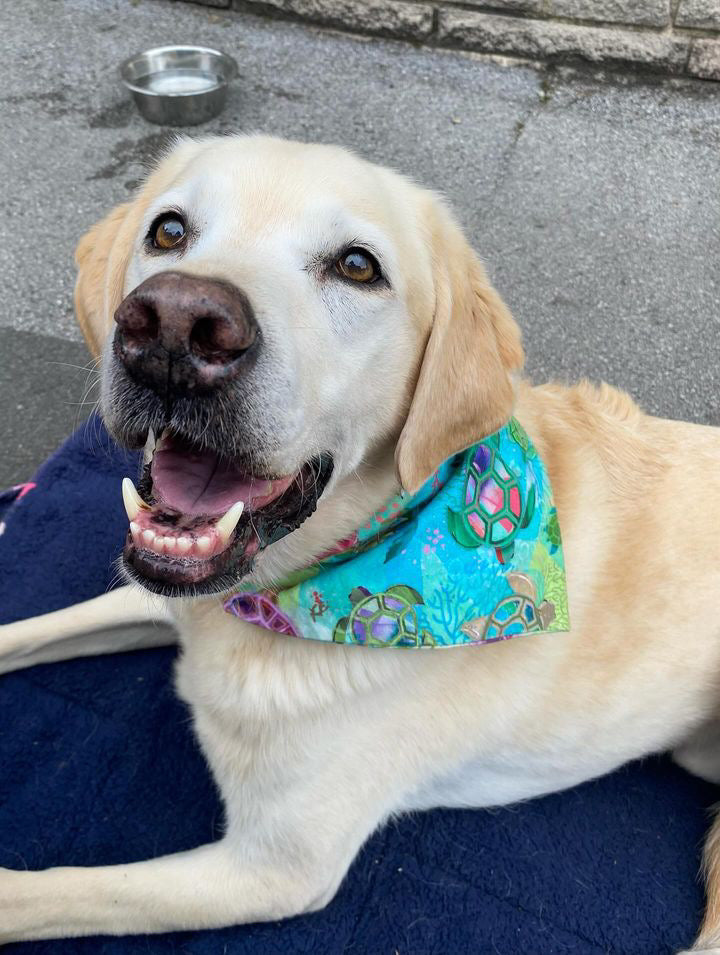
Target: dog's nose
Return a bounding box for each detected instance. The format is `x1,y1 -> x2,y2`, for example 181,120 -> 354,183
113,271 -> 258,395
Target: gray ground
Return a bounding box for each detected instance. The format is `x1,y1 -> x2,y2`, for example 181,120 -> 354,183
1,0 -> 719,487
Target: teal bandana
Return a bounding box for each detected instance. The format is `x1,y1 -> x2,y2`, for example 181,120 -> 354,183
224,419 -> 569,648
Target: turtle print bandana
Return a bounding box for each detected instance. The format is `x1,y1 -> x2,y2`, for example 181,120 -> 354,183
224,419 -> 569,648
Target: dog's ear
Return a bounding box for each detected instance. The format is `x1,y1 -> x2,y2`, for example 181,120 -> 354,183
395,199 -> 524,493
74,202 -> 136,358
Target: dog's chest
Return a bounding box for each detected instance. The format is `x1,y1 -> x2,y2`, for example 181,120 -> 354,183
171,600 -> 399,724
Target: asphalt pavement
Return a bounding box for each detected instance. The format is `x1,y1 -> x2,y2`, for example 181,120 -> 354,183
1,0 -> 718,487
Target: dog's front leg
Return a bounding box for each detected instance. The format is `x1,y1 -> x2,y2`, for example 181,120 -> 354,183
0,696 -> 412,942
0,839 -> 329,942
0,585 -> 175,674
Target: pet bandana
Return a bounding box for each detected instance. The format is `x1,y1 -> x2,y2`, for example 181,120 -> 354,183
225,419 -> 569,648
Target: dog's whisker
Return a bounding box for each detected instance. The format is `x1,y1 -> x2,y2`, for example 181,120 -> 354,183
44,359 -> 102,373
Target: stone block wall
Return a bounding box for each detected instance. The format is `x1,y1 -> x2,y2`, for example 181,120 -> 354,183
177,0 -> 720,79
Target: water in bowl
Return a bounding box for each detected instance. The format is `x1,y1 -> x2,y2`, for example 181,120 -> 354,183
138,69 -> 219,95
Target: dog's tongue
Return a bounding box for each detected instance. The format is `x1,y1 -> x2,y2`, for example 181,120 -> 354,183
151,442 -> 293,517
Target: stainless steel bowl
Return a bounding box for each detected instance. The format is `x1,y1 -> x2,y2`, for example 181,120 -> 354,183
120,45 -> 238,126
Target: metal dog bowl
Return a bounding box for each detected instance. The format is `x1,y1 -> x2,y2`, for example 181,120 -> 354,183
120,45 -> 238,126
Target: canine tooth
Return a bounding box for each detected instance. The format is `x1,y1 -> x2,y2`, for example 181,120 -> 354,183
142,529 -> 155,547
122,478 -> 148,521
176,537 -> 192,555
196,536 -> 212,555
129,521 -> 140,537
215,501 -> 245,544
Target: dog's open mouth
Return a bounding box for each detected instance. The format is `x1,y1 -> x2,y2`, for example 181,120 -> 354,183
121,430 -> 333,595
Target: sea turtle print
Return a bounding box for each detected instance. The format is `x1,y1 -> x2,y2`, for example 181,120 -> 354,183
333,585 -> 435,648
508,418 -> 537,459
545,507 -> 561,554
224,591 -> 300,637
460,572 -> 556,643
447,441 -> 536,564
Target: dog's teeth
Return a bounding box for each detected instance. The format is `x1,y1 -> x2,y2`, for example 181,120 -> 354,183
122,478 -> 148,521
176,537 -> 192,555
163,537 -> 176,554
196,536 -> 212,556
129,521 -> 140,538
138,527 -> 168,555
215,501 -> 245,545
142,428 -> 156,465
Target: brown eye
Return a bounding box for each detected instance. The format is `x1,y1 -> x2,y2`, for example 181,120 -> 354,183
150,214 -> 186,251
336,248 -> 380,284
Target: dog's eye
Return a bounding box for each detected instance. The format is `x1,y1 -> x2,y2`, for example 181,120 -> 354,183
335,248 -> 380,284
149,214 -> 187,251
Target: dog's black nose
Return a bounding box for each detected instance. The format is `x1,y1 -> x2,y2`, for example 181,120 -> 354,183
113,271 -> 258,395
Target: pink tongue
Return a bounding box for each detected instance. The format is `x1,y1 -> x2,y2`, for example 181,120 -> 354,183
151,444 -> 291,517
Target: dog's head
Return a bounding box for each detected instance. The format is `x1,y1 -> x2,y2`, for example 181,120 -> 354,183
76,135 -> 523,596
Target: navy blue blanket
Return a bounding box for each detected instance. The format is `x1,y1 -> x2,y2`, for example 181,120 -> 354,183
0,415 -> 715,954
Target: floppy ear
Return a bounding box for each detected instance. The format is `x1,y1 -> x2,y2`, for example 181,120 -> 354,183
74,202 -> 139,358
395,200 -> 524,493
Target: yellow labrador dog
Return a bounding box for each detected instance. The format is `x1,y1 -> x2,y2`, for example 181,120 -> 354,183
1,135 -> 720,952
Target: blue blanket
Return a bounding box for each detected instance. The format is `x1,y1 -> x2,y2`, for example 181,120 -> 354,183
0,415 -> 714,954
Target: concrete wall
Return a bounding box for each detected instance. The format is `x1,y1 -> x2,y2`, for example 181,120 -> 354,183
179,0 -> 720,79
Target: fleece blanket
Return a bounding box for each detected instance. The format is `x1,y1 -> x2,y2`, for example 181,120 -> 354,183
0,414 -> 716,955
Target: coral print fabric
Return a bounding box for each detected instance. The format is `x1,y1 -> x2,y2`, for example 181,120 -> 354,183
225,419 -> 569,648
